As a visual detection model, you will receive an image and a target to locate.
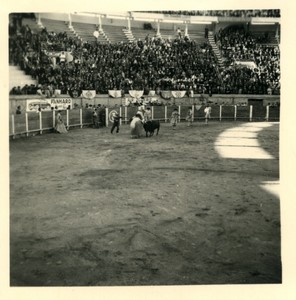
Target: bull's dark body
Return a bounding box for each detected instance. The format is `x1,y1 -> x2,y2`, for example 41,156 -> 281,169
143,120 -> 160,137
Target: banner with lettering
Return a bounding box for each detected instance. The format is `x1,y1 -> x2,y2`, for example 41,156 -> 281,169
108,90 -> 122,98
129,90 -> 144,99
51,98 -> 72,110
171,91 -> 186,98
82,90 -> 96,99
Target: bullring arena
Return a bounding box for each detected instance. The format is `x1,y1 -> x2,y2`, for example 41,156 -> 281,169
8,10 -> 281,287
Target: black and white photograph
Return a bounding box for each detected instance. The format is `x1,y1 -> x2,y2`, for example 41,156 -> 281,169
1,1 -> 296,299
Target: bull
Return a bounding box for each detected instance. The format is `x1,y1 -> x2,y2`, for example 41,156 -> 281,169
143,120 -> 160,137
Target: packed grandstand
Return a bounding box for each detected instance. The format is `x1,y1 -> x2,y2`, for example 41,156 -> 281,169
9,11 -> 280,98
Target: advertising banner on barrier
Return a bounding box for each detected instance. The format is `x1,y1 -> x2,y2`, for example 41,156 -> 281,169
26,98 -> 73,112
26,99 -> 52,112
51,98 -> 72,110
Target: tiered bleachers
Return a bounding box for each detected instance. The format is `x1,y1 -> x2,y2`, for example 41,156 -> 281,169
249,27 -> 278,45
131,27 -> 157,41
42,18 -> 76,38
72,22 -> 108,44
159,29 -> 178,40
9,13 -> 280,96
21,18 -> 42,34
102,25 -> 129,43
187,31 -> 206,43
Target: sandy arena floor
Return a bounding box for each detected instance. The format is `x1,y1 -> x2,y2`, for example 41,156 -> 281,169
9,121 -> 281,286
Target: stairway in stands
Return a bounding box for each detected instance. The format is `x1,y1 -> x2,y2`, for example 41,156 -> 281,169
72,23 -> 109,44
208,31 -> 224,69
123,29 -> 134,42
102,25 -> 129,43
41,18 -> 76,38
9,65 -> 37,91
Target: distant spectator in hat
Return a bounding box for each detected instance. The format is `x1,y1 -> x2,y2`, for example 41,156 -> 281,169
16,105 -> 22,114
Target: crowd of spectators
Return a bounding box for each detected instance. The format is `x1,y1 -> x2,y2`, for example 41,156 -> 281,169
9,16 -> 280,97
139,10 -> 280,18
10,21 -> 220,96
215,26 -> 280,95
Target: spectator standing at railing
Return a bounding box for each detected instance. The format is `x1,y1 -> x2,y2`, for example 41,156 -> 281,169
16,106 -> 22,114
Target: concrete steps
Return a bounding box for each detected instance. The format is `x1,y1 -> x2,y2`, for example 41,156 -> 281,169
208,31 -> 224,68
123,29 -> 135,43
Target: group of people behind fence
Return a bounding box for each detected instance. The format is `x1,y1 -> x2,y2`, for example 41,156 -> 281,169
54,104 -> 212,136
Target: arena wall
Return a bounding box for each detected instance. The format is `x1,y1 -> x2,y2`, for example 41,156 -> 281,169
9,94 -> 280,115
9,94 -> 280,111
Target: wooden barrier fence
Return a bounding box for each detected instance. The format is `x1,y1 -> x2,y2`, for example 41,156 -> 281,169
9,105 -> 280,138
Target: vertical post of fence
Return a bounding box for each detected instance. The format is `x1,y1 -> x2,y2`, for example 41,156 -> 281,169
39,111 -> 43,134
53,110 -> 55,129
234,105 -> 237,121
265,105 -> 270,122
119,107 -> 122,125
66,109 -> 69,129
106,107 -> 109,127
125,106 -> 127,124
192,104 -> 195,123
80,109 -> 83,128
11,114 -> 15,139
25,113 -> 29,136
219,105 -> 222,121
165,106 -> 167,122
178,105 -> 181,123
151,106 -> 154,120
249,105 -> 253,122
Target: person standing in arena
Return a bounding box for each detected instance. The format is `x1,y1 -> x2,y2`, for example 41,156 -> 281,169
130,113 -> 143,138
136,106 -> 145,121
204,104 -> 212,125
92,108 -> 98,128
185,107 -> 193,126
110,112 -> 122,134
55,111 -> 68,133
143,107 -> 152,123
170,108 -> 179,129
